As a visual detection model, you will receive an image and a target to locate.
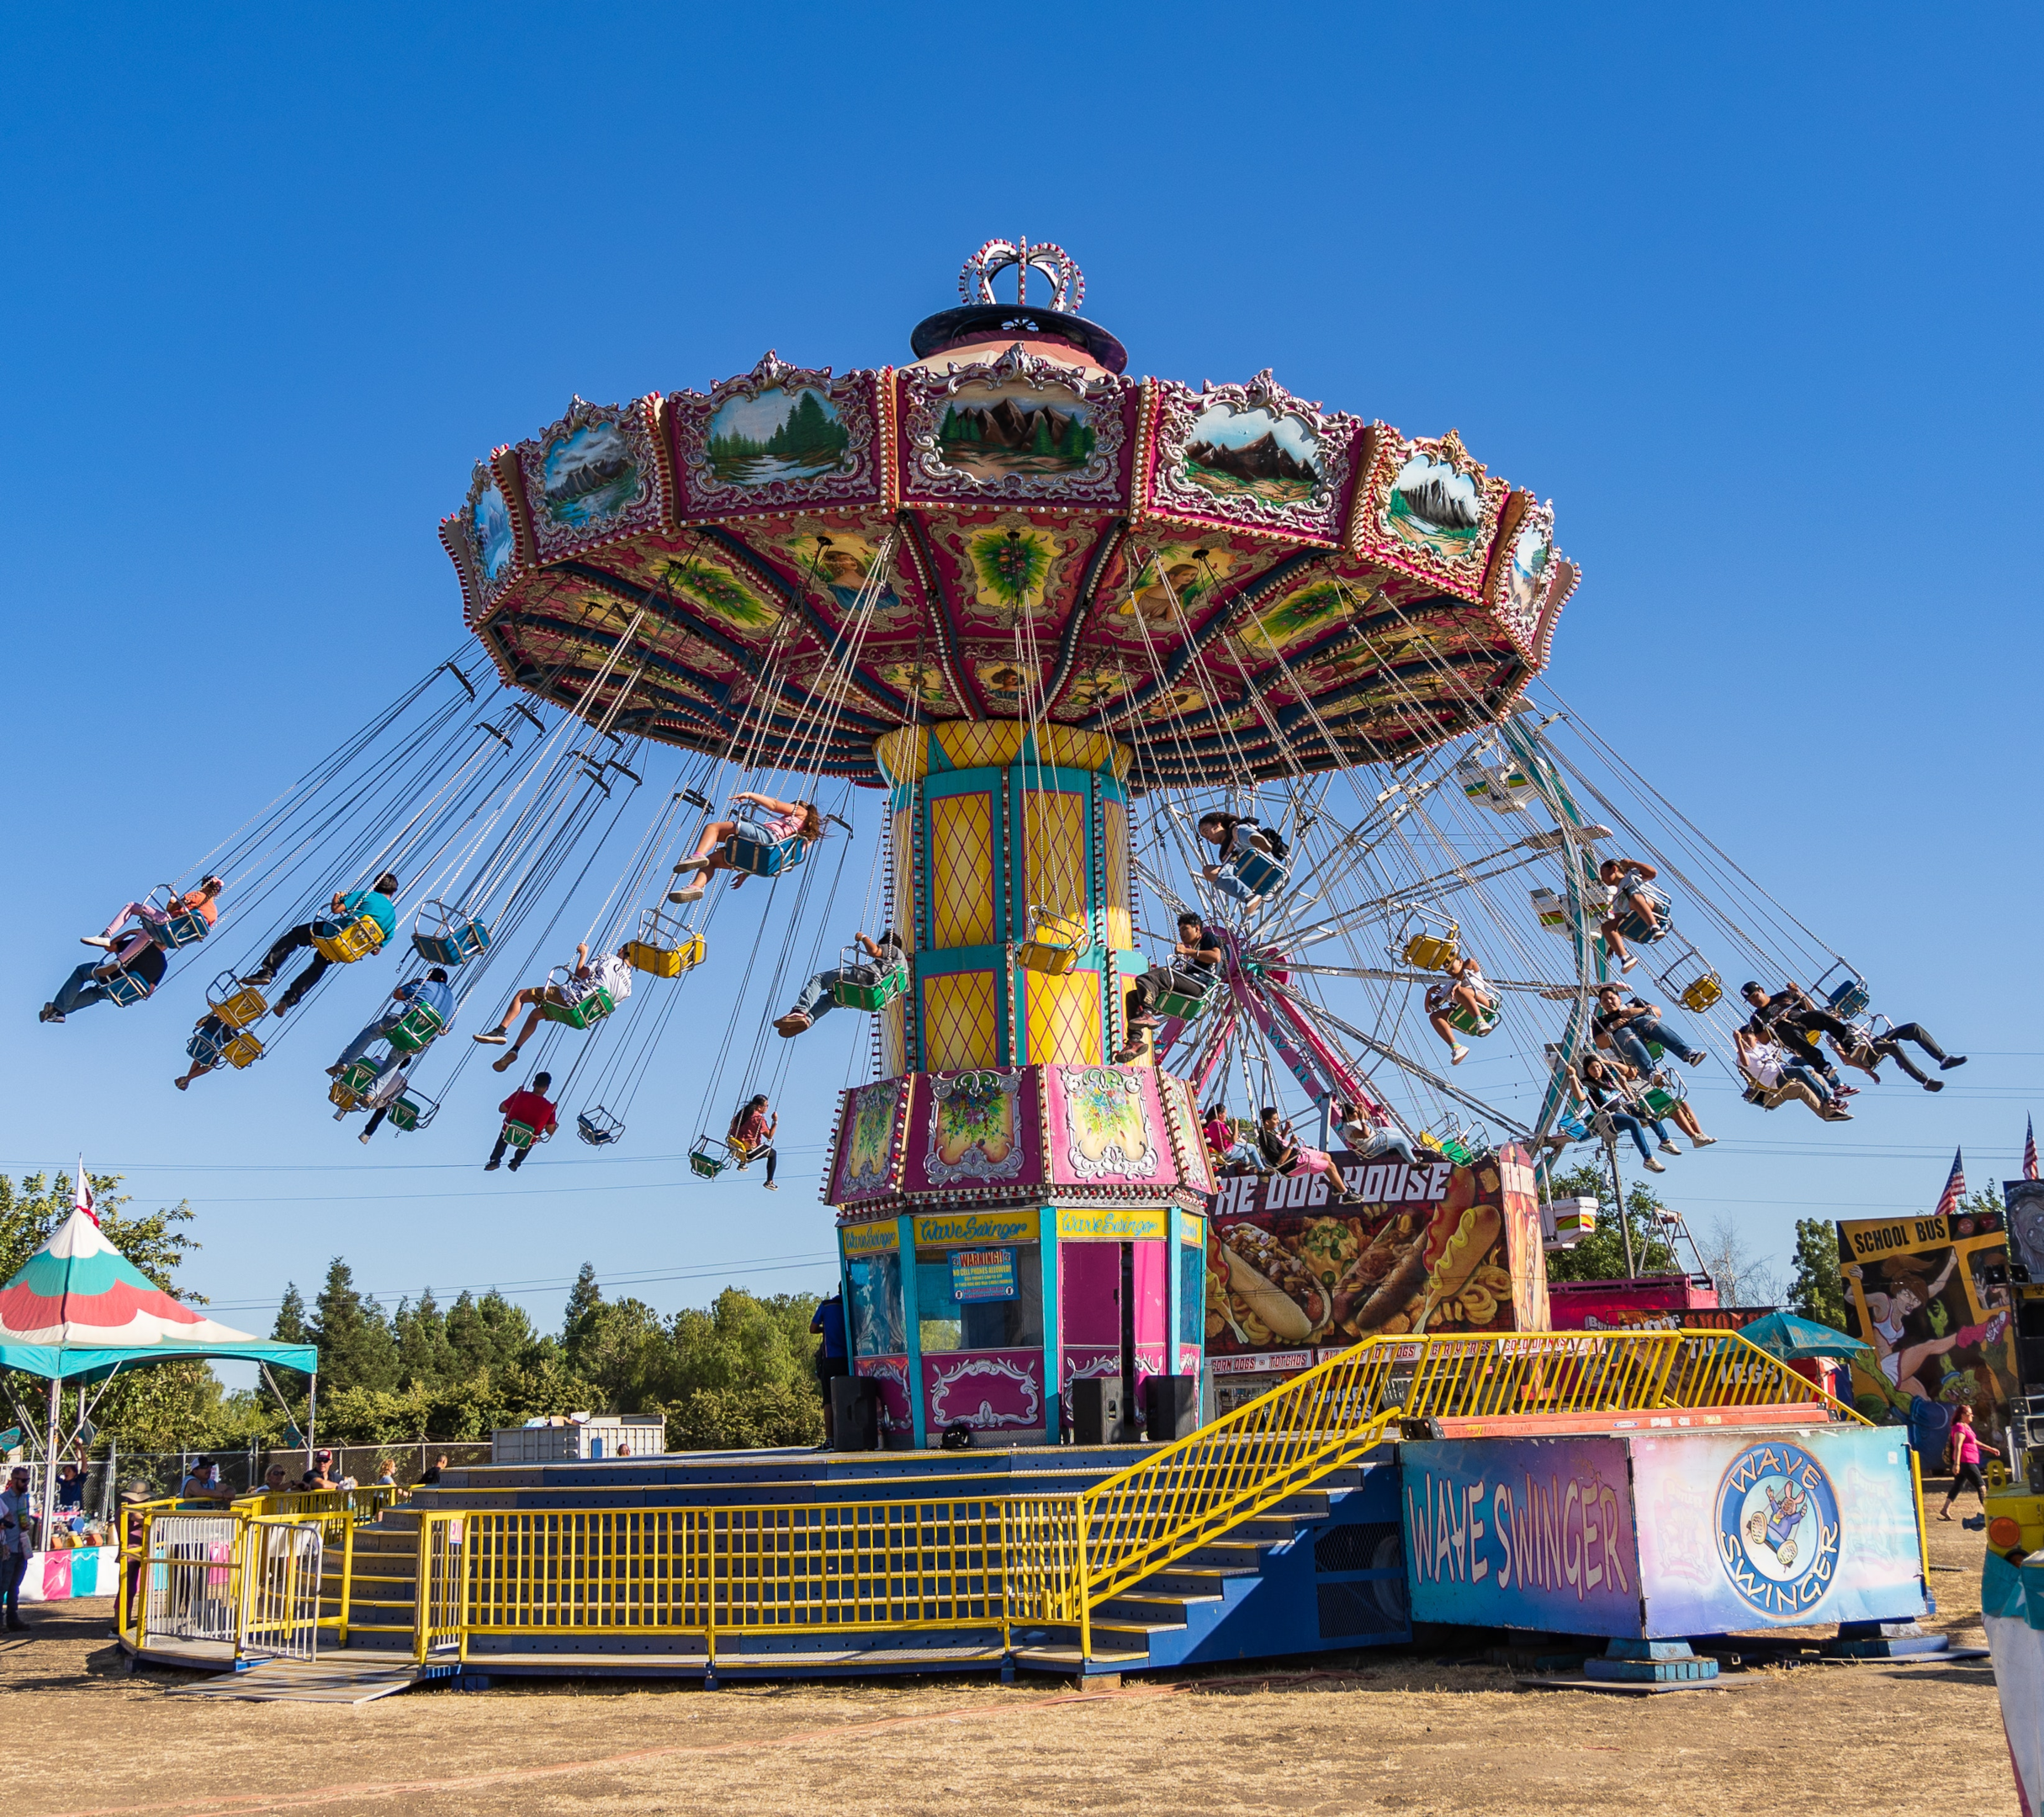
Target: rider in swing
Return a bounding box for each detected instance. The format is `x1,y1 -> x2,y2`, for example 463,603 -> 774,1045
669,792 -> 825,903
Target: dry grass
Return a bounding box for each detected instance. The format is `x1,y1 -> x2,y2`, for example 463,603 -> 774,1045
9,1513 -> 2012,1817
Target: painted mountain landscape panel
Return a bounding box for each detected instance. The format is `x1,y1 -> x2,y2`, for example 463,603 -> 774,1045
1183,403 -> 1323,504
1383,452 -> 1483,559
936,379 -> 1099,479
707,385 -> 853,485
543,421 -> 643,529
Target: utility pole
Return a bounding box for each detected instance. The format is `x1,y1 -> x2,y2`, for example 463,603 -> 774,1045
1605,1136 -> 1637,1277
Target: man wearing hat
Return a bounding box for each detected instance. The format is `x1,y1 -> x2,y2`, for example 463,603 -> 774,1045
299,1451 -> 337,1491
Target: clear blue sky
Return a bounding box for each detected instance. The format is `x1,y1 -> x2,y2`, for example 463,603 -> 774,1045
3,5 -> 2038,1363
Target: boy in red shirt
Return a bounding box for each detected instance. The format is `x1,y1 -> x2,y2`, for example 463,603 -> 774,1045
487,1072 -> 557,1173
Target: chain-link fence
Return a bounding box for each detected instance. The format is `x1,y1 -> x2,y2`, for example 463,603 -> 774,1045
9,1440 -> 498,1517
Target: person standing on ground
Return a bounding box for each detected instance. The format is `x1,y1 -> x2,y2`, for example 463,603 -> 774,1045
1940,1404 -> 2000,1519
0,1465 -> 33,1633
811,1290 -> 850,1446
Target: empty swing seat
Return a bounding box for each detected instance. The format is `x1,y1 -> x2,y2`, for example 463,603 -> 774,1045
578,1108 -> 624,1146
1402,930 -> 1460,972
626,908 -> 706,979
689,1138 -> 728,1179
311,913 -> 389,966
1018,908 -> 1088,976
411,902 -> 490,968
389,1094 -> 437,1132
209,973 -> 268,1030
384,1001 -> 447,1055
727,833 -> 807,877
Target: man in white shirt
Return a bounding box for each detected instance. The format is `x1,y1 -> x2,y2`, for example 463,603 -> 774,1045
474,941 -> 633,1073
0,1465 -> 34,1632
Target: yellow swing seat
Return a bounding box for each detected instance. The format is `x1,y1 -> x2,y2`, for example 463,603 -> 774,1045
311,913 -> 388,966
1018,907 -> 1088,976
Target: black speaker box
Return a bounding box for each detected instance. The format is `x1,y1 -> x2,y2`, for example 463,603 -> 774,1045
1071,1376 -> 1123,1446
1144,1375 -> 1199,1441
830,1375 -> 882,1451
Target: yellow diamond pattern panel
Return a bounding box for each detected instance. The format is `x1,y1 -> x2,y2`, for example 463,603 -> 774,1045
935,720 -> 1021,771
1103,797 -> 1131,951
1025,967 -> 1102,1067
881,994 -> 907,1078
923,969 -> 998,1072
929,792 -> 995,949
1022,787 -> 1087,924
891,808 -> 915,952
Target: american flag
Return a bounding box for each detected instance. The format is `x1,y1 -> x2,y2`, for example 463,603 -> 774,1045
2025,1117 -> 2040,1182
74,1156 -> 97,1226
1934,1147 -> 1966,1221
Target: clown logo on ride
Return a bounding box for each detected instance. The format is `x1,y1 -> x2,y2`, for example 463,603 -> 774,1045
1714,1441 -> 1842,1618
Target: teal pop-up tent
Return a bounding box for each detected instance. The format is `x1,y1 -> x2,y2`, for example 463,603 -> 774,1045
0,1205 -> 317,1541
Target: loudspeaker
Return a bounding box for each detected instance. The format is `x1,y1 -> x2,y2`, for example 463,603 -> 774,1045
1072,1376 -> 1123,1446
1144,1375 -> 1199,1441
2019,1336 -> 2044,1396
830,1375 -> 882,1451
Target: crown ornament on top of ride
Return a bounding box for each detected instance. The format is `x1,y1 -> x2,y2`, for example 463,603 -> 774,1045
442,238 -> 1578,787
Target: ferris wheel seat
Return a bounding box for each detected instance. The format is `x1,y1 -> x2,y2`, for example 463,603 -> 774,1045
727,833 -> 808,877
389,1093 -> 437,1132
98,965 -> 156,1008
384,1001 -> 447,1054
310,913 -> 389,966
538,984 -> 615,1030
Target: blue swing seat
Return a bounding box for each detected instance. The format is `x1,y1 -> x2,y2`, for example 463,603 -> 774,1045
727,833 -> 808,878
411,900 -> 491,968
99,965 -> 156,1008
1224,849 -> 1289,900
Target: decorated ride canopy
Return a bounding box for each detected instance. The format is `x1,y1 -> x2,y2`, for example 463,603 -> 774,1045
442,239 -> 1576,787
0,1209 -> 318,1382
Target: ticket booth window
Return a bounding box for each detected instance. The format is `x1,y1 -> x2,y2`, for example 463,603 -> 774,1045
847,1253 -> 904,1356
916,1246 -> 1043,1353
1178,1240 -> 1205,1348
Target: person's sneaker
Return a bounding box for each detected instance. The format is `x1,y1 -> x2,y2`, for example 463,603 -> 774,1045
1941,1055 -> 1968,1069
1692,1134 -> 1718,1148
1111,1042 -> 1147,1063
1657,1140 -> 1681,1155
38,1004 -> 61,1024
672,856 -> 712,873
358,1131 -> 373,1145
774,1013 -> 812,1038
1620,956 -> 1639,973
1644,1157 -> 1665,1172
79,935 -> 114,949
472,1030 -> 508,1045
763,1180 -> 779,1191
1451,1044 -> 1469,1066
1925,1078 -> 1945,1093
325,1064 -> 344,1078
491,1048 -> 521,1073
669,885 -> 706,903
483,1157 -> 500,1172
1823,1106 -> 1855,1121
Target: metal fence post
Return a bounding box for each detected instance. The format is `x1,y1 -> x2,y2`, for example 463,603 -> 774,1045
1076,1503 -> 1091,1666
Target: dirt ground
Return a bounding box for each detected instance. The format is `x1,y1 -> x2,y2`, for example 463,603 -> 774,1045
8,1503 -> 2015,1817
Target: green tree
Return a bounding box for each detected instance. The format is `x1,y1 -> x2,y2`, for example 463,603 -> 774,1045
1787,1218 -> 1847,1328
310,1258 -> 398,1396
562,1263 -> 603,1375
446,1289 -> 540,1380
1542,1161 -> 1681,1282
273,1282 -> 311,1347
393,1288 -> 453,1387
1028,409 -> 1056,457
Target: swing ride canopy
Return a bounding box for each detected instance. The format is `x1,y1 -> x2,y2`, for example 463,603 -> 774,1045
440,239 -> 1577,787
0,1210 -> 317,1383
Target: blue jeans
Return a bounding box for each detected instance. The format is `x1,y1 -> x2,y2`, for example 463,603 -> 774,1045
1783,1061 -> 1831,1105
338,1010 -> 406,1070
0,1549 -> 23,1619
1611,1018 -> 1702,1070
52,962 -> 110,1016
1606,1110 -> 1673,1162
792,969 -> 845,1022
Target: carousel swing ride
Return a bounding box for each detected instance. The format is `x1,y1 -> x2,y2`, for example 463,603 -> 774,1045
45,237 -> 1941,1431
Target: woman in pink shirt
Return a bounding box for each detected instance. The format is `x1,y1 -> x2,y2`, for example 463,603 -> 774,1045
1939,1403 -> 2000,1519
670,793 -> 824,901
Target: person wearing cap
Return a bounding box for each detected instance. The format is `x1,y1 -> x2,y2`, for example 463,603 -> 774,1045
299,1451 -> 337,1491
0,1466 -> 32,1632
240,871 -> 401,1017
178,1460 -> 232,1505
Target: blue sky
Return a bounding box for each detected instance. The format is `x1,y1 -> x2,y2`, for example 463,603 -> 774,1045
2,4 -> 2038,1367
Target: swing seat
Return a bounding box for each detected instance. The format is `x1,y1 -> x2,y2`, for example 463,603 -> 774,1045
384,1000 -> 447,1055
1018,908 -> 1088,976
539,983 -> 614,1030
221,1028 -> 262,1069
1676,972 -> 1723,1013
209,974 -> 268,1030
1638,1083 -> 1681,1119
1445,999 -> 1501,1037
627,930 -> 706,979
1425,1131 -> 1475,1164
1224,850 -> 1289,899
410,900 -> 490,968
1612,908 -> 1671,946
311,913 -> 388,966
500,1119 -> 538,1151
577,1109 -> 624,1146
149,908 -> 210,950
1403,932 -> 1459,972
1817,963 -> 1871,1020
99,966 -> 156,1008
389,1094 -> 436,1132
688,1139 -> 728,1179
1152,972 -> 1215,1021
829,961 -> 908,1012
329,1058 -> 383,1112
727,833 -> 807,877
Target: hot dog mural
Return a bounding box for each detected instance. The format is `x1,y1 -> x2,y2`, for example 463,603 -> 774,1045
1205,1145 -> 1546,1357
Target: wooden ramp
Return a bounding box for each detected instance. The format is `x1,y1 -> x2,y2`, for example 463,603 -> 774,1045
168,1650 -> 428,1703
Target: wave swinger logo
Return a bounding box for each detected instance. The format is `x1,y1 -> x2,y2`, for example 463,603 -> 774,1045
1714,1440 -> 1842,1618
